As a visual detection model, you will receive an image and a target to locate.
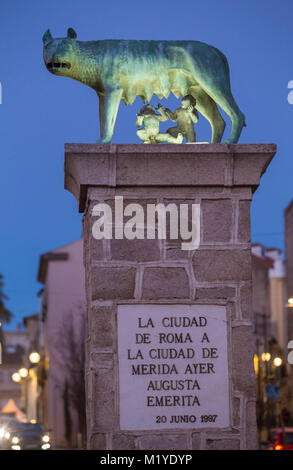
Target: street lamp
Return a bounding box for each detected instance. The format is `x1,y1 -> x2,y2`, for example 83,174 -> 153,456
261,352 -> 271,362
287,298 -> 293,307
254,354 -> 259,374
11,372 -> 21,383
29,352 -> 40,364
18,367 -> 28,378
273,357 -> 283,367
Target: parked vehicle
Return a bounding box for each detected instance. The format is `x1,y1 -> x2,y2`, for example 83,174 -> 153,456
0,417 -> 19,450
8,422 -> 51,450
0,419 -> 51,450
268,428 -> 293,450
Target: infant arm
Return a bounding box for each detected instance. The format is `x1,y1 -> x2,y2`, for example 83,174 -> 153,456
136,114 -> 144,127
190,108 -> 199,123
165,108 -> 177,122
156,105 -> 169,122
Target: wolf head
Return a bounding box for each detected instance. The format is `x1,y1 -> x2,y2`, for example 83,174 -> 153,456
43,28 -> 78,77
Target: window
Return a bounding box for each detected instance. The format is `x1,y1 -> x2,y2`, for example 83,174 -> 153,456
281,433 -> 293,445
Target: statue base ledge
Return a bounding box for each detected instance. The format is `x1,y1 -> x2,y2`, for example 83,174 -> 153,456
64,143 -> 276,212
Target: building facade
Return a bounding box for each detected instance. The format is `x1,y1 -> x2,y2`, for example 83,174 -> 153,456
0,328 -> 28,414
37,239 -> 86,448
252,244 -> 287,352
285,200 -> 293,340
251,243 -> 290,442
23,314 -> 41,423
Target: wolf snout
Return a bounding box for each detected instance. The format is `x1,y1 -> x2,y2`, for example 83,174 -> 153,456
46,57 -> 71,71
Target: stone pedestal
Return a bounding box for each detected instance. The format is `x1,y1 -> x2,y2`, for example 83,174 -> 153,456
64,143 -> 276,450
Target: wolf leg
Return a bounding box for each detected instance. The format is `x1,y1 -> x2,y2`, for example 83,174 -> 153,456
190,51 -> 245,143
98,93 -> 105,140
98,88 -> 123,143
189,86 -> 225,143
211,91 -> 245,144
192,77 -> 245,143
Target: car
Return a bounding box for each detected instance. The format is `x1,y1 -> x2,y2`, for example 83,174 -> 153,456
0,417 -> 19,450
6,421 -> 51,450
268,427 -> 293,450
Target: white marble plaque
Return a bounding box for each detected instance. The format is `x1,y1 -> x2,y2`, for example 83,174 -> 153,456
117,304 -> 230,430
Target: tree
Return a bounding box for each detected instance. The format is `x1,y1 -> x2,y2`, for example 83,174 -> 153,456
55,304 -> 86,447
0,274 -> 12,323
0,274 -> 12,361
63,380 -> 73,443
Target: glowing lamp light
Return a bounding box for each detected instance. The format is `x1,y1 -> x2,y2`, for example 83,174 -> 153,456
261,352 -> 271,362
253,354 -> 259,374
273,357 -> 282,367
42,443 -> 51,450
288,298 -> 293,305
42,435 -> 50,443
274,444 -> 284,450
18,368 -> 28,378
0,429 -> 10,440
11,372 -> 21,383
30,419 -> 37,424
29,352 -> 40,364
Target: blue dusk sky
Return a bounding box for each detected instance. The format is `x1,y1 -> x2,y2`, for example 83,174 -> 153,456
0,0 -> 292,330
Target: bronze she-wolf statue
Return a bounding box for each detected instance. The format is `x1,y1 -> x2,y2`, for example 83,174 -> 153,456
43,28 -> 246,144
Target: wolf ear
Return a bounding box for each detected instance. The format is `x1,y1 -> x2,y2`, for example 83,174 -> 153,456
42,29 -> 53,45
67,28 -> 77,39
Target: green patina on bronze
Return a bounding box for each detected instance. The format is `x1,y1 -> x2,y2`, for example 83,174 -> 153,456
43,28 -> 246,144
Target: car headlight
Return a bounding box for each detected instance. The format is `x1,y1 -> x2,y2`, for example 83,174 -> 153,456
42,434 -> 50,443
41,443 -> 51,450
11,436 -> 20,444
